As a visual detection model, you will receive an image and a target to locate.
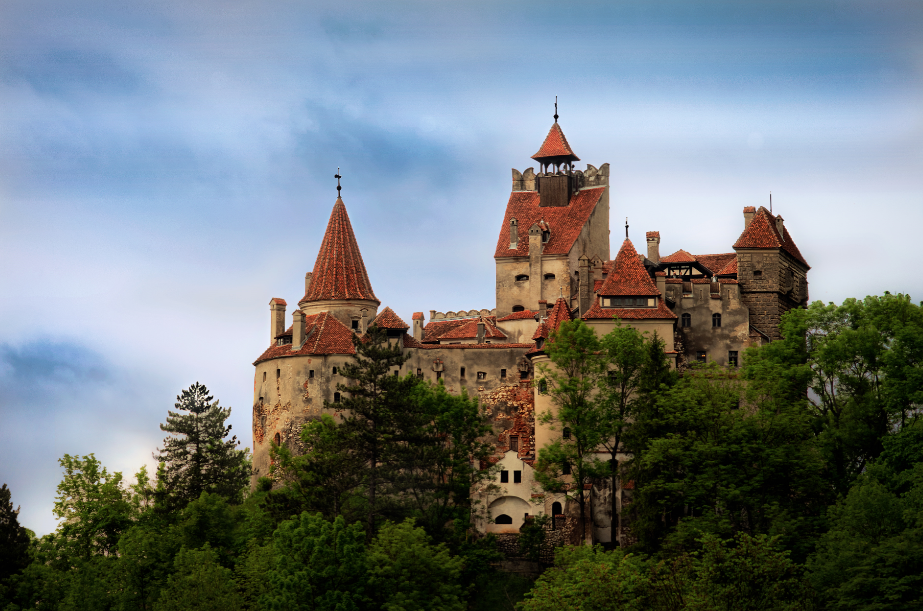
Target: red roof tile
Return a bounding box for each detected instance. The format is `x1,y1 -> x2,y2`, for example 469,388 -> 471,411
402,333 -> 424,348
532,322 -> 550,341
532,122 -> 579,161
733,206 -> 809,268
421,319 -> 469,343
416,343 -> 534,350
254,311 -> 356,363
661,249 -> 697,263
582,297 -> 678,321
438,319 -> 507,341
593,279 -> 603,292
371,306 -> 409,330
715,257 -> 738,276
411,312 -> 424,321
494,188 -> 605,258
497,309 -> 539,322
695,253 -> 736,274
646,231 -> 660,238
597,240 -> 660,297
270,297 -> 287,306
301,198 -> 379,303
545,297 -> 573,330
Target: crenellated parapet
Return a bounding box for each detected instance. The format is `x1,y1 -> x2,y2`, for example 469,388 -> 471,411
512,163 -> 609,192
428,308 -> 497,321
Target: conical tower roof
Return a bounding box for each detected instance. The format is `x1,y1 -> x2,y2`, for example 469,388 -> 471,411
302,197 -> 379,303
598,239 -> 660,296
532,122 -> 580,162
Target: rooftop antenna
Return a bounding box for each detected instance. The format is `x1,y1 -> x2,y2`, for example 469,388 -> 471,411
625,217 -> 629,239
554,96 -> 558,123
335,168 -> 342,198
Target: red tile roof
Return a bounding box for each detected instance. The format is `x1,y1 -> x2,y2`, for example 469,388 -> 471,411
497,309 -> 539,322
422,319 -> 469,343
593,279 -> 603,292
254,311 -> 356,363
646,231 -> 660,239
532,322 -> 550,341
733,206 -> 809,268
716,257 -> 738,276
532,122 -> 580,161
403,333 -> 424,348
695,253 -> 736,274
416,343 -> 534,350
438,319 -> 507,341
411,312 -> 424,321
301,198 -> 379,303
597,240 -> 660,297
494,188 -> 605,258
545,297 -> 573,330
743,206 -> 756,213
371,306 -> 409,330
270,297 -> 287,306
582,297 -> 678,321
660,249 -> 697,263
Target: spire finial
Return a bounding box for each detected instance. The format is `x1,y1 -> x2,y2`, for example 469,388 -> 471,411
769,191 -> 772,214
554,96 -> 558,123
625,217 -> 629,239
335,168 -> 342,197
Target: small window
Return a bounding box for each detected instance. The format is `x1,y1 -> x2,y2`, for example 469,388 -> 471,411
753,270 -> 762,278
512,305 -> 525,312
696,351 -> 706,363
541,230 -> 550,243
535,338 -> 544,349
436,371 -> 442,380
712,313 -> 722,328
416,368 -> 423,379
681,313 -> 691,328
333,392 -> 341,403
309,370 -> 314,379
495,514 -> 513,524
332,366 -> 338,375
500,470 -> 509,483
351,320 -> 359,330
544,273 -> 555,280
273,432 -> 280,445
515,274 -> 529,282
263,372 -> 266,382
538,379 -> 548,394
728,351 -> 739,367
460,367 -> 466,378
509,436 -> 519,451
514,470 -> 522,484
393,370 -> 399,376
563,427 -> 571,440
552,502 -> 562,516
500,368 -> 507,379
520,370 -> 528,380
477,371 -> 486,380
276,369 -> 281,379
562,462 -> 572,475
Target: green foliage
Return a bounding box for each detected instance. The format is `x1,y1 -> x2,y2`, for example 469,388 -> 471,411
153,545 -> 243,611
155,382 -> 250,511
53,454 -> 133,560
518,515 -> 549,562
0,484 -> 30,583
367,519 -> 466,611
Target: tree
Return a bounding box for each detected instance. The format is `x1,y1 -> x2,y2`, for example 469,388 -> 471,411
153,545 -> 243,611
155,382 -> 249,510
53,453 -> 133,560
0,483 -> 30,583
366,519 -> 466,611
534,319 -> 607,543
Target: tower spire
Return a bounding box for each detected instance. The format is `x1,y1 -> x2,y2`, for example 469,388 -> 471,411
625,217 -> 629,239
554,96 -> 558,123
335,168 -> 342,198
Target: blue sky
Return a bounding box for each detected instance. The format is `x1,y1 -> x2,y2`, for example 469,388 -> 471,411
1,0 -> 921,535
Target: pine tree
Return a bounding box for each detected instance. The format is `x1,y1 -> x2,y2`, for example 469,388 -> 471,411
0,483 -> 30,582
155,382 -> 249,509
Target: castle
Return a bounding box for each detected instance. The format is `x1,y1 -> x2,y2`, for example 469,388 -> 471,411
251,114 -> 810,545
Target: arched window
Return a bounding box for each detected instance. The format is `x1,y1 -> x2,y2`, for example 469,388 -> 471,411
332,366 -> 338,375
712,313 -> 722,328
552,502 -> 563,516
333,392 -> 341,403
515,274 -> 529,282
681,313 -> 691,328
495,514 -> 513,525
544,273 -> 556,280
512,305 -> 525,312
273,432 -> 280,445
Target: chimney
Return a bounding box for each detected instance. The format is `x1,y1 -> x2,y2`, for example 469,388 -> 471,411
646,231 -> 661,264
743,206 -> 755,229
538,299 -> 548,319
304,272 -> 312,297
476,320 -> 485,344
509,218 -> 519,250
292,310 -> 305,349
412,312 -> 425,341
775,215 -> 785,241
269,298 -> 287,344
578,255 -> 591,316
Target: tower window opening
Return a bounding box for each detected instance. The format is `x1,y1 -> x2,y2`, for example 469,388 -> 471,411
696,351 -> 707,363
538,379 -> 548,394
332,366 -> 338,375
477,371 -> 486,380
728,351 -> 739,367
515,274 -> 529,282
712,313 -> 722,328
500,470 -> 509,483
753,270 -> 762,278
500,368 -> 507,378
514,470 -> 522,483
681,313 -> 691,328
460,367 -> 466,378
562,462 -> 572,475
276,369 -> 281,379
333,392 -> 341,403
351,320 -> 359,330
263,372 -> 266,382
309,370 -> 314,379
273,432 -> 280,445
544,273 -> 555,280
563,427 -> 571,440
512,305 -> 525,312
541,230 -> 550,243
520,370 -> 528,380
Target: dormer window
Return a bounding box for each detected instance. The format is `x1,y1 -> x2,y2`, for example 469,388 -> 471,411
602,297 -> 653,308
541,230 -> 550,243
515,274 -> 529,282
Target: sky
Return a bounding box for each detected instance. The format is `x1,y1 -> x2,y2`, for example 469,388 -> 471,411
1,0 -> 921,535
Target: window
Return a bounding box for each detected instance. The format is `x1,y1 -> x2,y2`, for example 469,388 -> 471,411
460,367 -> 466,378
436,371 -> 442,380
509,436 -> 519,451
500,470 -> 509,483
552,502 -> 563,516
495,514 -> 513,524
544,273 -> 555,280
333,392 -> 341,403
477,371 -> 486,380
416,368 -> 423,379
512,305 -> 525,312
538,379 -> 548,394
515,274 -> 529,282
500,368 -> 507,379
273,432 -> 280,445
696,351 -> 706,363
520,370 -> 529,380
562,462 -> 572,475
514,470 -> 522,484
728,351 -> 739,367
276,369 -> 281,379
563,427 -> 571,440
535,338 -> 544,349
332,366 -> 338,375
393,370 -> 399,376
541,230 -> 550,243
753,270 -> 762,278
263,372 -> 266,382
712,313 -> 722,328
681,313 -> 691,328
351,320 -> 359,330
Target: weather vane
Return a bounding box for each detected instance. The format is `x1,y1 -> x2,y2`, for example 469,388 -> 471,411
554,96 -> 558,123
625,217 -> 629,239
335,168 -> 342,197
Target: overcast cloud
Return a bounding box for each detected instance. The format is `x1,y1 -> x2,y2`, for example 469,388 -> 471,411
1,0 -> 921,535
